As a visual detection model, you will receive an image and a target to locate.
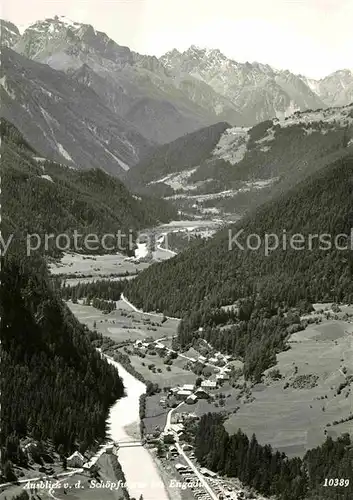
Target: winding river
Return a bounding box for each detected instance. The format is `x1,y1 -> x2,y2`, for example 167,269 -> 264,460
104,356 -> 170,500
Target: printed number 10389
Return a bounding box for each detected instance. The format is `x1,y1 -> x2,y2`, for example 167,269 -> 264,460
323,478 -> 350,487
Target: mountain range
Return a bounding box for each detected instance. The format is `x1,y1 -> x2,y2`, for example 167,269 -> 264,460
1,47 -> 154,176
1,15 -> 352,178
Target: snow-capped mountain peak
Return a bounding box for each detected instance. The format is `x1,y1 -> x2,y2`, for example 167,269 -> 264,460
13,15 -> 134,70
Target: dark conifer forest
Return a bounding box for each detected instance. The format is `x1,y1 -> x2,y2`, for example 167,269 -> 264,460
126,154 -> 353,315
0,254 -> 125,471
190,413 -> 353,500
0,122 -> 146,472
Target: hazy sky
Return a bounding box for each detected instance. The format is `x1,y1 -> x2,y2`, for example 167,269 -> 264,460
3,0 -> 352,78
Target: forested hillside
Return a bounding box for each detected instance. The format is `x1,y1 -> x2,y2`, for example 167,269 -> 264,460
0,254 -> 124,476
191,109 -> 353,188
0,120 -> 176,479
125,121 -> 230,189
125,105 -> 352,216
126,154 -> 353,314
125,154 -> 353,379
1,118 -> 177,255
190,413 -> 353,500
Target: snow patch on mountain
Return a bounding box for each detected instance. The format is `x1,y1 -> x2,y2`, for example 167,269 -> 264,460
57,143 -> 73,162
116,158 -> 130,171
40,107 -> 59,126
0,75 -> 16,99
103,146 -> 130,171
39,174 -> 54,183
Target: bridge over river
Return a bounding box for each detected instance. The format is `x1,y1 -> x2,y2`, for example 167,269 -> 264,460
114,438 -> 143,449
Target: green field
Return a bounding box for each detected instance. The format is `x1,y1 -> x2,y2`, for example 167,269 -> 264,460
67,299 -> 180,343
225,318 -> 353,457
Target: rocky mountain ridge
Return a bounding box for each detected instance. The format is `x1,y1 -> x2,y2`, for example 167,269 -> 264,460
0,19 -> 21,47
9,16 -> 215,144
4,16 -> 353,131
0,47 -> 152,175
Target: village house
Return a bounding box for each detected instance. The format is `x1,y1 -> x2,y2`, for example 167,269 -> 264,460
176,389 -> 192,401
186,393 -> 198,404
67,451 -> 84,468
198,355 -> 207,363
182,384 -> 195,392
201,380 -> 217,390
175,463 -> 188,472
21,441 -> 38,457
83,459 -> 99,473
176,429 -> 186,440
195,388 -> 210,399
175,412 -> 198,423
168,445 -> 178,458
170,423 -> 184,433
200,467 -> 217,478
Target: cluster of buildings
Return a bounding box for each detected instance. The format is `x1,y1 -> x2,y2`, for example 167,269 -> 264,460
168,384 -> 206,404
133,339 -> 166,354
167,367 -> 232,405
66,443 -> 117,471
167,380 -> 223,404
198,351 -> 232,367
